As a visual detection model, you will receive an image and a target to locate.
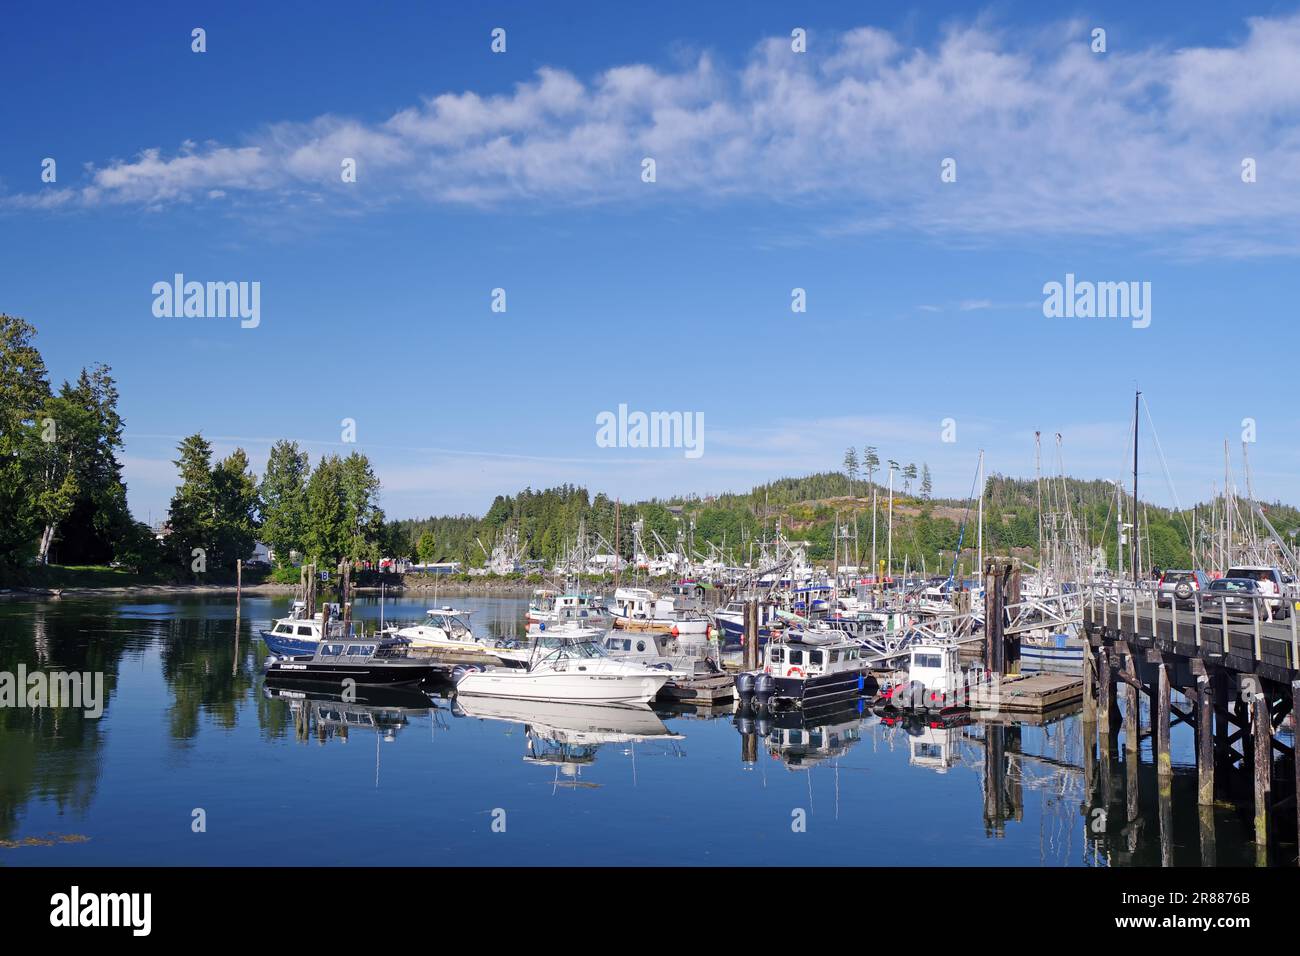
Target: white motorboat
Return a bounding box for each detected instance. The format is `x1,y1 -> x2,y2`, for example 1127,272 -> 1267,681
611,585 -> 710,636
394,607 -> 523,658
526,590 -> 612,630
455,636 -> 673,704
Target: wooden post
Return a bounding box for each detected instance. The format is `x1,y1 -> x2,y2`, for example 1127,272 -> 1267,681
1198,803 -> 1217,867
1123,650 -> 1139,760
1196,675 -> 1215,806
984,559 -> 1005,674
1294,680 -> 1300,858
1097,647 -> 1113,744
743,600 -> 758,671
1156,662 -> 1172,781
1252,691 -> 1271,851
236,558 -> 242,600
1082,641 -> 1098,724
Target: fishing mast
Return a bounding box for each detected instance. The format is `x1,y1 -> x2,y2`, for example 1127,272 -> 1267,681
1131,390 -> 1140,584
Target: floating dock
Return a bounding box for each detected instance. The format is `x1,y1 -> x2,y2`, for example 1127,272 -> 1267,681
972,673 -> 1084,714
659,672 -> 735,705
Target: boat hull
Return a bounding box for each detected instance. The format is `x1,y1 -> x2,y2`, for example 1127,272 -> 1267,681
260,630 -> 317,656
456,670 -> 670,704
771,668 -> 875,708
265,657 -> 437,687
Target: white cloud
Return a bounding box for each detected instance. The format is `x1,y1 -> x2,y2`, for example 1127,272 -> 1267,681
14,14 -> 1300,252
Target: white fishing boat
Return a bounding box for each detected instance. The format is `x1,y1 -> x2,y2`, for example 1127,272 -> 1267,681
394,607 -> 523,658
611,585 -> 710,636
526,590 -> 612,630
455,636 -> 672,704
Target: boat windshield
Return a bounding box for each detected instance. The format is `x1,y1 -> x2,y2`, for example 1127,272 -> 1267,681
426,612 -> 472,637
537,640 -> 609,663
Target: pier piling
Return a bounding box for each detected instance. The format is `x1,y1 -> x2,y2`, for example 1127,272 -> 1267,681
1196,674 -> 1215,806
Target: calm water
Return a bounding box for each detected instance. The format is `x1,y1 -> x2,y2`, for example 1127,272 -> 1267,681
0,594 -> 1284,866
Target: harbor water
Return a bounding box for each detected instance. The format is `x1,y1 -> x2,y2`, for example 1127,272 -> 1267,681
0,595 -> 1281,866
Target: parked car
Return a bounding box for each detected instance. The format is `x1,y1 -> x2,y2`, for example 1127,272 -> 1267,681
1200,578 -> 1264,621
1156,569 -> 1210,607
1224,565 -> 1290,619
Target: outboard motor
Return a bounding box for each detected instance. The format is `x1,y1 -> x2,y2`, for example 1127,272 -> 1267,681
451,663 -> 483,683
735,671 -> 756,698
754,671 -> 775,704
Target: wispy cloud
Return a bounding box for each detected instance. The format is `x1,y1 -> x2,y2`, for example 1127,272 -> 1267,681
9,15 -> 1300,253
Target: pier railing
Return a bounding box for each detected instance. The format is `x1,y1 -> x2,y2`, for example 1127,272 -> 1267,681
1083,581 -> 1299,674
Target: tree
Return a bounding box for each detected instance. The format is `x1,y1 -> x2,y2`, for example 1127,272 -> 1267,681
259,440 -> 309,565
32,364 -> 130,564
862,446 -> 880,490
0,315 -> 51,573
304,455 -> 350,566
920,463 -> 933,499
903,463 -> 918,495
842,447 -> 859,496
416,531 -> 438,564
210,448 -> 260,571
340,451 -> 385,563
167,434 -> 217,578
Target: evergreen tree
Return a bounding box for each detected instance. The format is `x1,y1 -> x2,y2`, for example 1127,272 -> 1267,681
920,463 -> 933,499
843,447 -> 859,495
862,446 -> 880,489
305,455 -> 350,566
259,440 -> 309,565
167,434 -> 216,578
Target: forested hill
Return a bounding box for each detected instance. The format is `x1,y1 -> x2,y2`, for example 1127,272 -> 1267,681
388,470 -> 1300,573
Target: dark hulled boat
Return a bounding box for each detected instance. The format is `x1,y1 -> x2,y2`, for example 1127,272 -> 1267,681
264,635 -> 440,687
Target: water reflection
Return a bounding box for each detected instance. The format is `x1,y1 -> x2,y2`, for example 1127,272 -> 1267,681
0,595 -> 1293,865
453,697 -> 685,789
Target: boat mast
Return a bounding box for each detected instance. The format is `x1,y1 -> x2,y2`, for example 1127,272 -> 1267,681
886,465 -> 894,582
977,449 -> 984,586
1131,390 -> 1140,584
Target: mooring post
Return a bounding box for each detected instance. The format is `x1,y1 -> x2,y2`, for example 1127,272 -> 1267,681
1156,662 -> 1172,782
984,558 -> 1005,674
1197,674 -> 1215,806
743,599 -> 758,671
1098,647 -> 1114,752
1123,650 -> 1139,760
1082,640 -> 1098,724
1252,691 -> 1271,853
1294,680 -> 1300,858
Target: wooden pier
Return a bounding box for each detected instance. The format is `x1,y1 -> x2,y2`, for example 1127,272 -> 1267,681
1080,581 -> 1299,861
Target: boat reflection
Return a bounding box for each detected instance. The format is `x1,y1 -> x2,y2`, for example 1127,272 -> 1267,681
875,710 -> 974,774
452,698 -> 685,788
735,699 -> 867,770
262,684 -> 438,746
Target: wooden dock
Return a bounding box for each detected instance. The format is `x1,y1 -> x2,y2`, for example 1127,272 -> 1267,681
971,673 -> 1084,714
659,672 -> 734,705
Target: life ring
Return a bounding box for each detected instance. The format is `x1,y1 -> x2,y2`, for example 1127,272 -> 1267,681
786,666 -> 804,678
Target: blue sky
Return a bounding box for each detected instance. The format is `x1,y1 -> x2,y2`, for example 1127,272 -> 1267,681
3,1 -> 1299,522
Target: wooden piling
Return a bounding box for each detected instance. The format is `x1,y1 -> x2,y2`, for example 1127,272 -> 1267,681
1123,650 -> 1139,760
983,559 -> 1005,674
1294,680 -> 1300,858
1196,674 -> 1215,806
743,600 -> 758,671
1097,647 -> 1113,744
1156,662 -> 1172,781
1252,691 -> 1271,851
1082,641 -> 1098,724
1198,803 -> 1217,867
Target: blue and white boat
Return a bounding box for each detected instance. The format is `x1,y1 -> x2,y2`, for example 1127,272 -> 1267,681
260,602 -> 357,656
